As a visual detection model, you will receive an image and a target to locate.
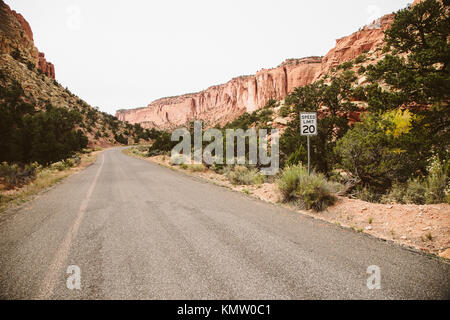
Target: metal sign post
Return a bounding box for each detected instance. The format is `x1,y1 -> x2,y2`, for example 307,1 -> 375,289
300,112 -> 318,175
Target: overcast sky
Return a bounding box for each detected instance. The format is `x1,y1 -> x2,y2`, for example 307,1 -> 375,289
5,0 -> 411,115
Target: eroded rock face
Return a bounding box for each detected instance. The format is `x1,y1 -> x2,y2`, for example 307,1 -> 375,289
316,14 -> 394,80
0,0 -> 55,79
117,57 -> 323,130
117,12 -> 394,130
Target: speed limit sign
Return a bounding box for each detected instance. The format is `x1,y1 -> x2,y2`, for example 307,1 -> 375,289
300,112 -> 318,136
300,112 -> 318,175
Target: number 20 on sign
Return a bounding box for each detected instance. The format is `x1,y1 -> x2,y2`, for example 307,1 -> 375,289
300,112 -> 317,175
300,112 -> 317,136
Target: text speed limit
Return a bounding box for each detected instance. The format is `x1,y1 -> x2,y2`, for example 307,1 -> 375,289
300,112 -> 317,136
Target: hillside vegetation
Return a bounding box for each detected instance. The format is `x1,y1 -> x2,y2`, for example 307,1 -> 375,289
145,0 -> 449,207
0,0 -> 154,191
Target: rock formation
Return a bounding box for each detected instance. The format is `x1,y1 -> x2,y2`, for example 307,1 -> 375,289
0,0 -> 55,79
117,13 -> 394,130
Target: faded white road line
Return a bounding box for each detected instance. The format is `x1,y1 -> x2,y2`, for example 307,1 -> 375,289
37,154 -> 105,299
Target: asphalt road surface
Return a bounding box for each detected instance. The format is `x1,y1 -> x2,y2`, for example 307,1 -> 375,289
0,148 -> 449,300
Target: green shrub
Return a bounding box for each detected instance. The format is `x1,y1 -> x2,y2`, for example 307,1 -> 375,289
380,157 -> 448,204
26,61 -> 35,71
72,155 -> 81,166
225,166 -> 265,185
51,161 -> 66,171
0,162 -> 39,189
278,165 -> 337,211
129,146 -> 149,157
148,131 -> 177,156
180,163 -> 188,170
335,112 -> 420,193
114,133 -> 128,145
51,158 -> 78,171
188,164 -> 206,172
11,49 -> 21,61
64,159 -> 75,168
279,105 -> 291,117
278,165 -> 306,201
424,157 -> 448,204
358,65 -> 366,74
381,183 -> 406,204
404,178 -> 427,204
354,54 -> 367,64
355,186 -> 383,203
338,61 -> 353,70
210,163 -> 224,174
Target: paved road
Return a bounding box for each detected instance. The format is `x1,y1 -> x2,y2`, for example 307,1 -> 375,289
0,148 -> 449,299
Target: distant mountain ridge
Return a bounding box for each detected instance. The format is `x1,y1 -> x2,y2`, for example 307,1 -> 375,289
116,12 -> 394,130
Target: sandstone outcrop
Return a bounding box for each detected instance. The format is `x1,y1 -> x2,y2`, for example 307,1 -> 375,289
117,57 -> 323,129
0,0 -> 55,79
117,12 -> 394,130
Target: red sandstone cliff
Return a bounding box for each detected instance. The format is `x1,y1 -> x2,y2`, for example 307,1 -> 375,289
0,0 -> 55,79
116,12 -> 395,130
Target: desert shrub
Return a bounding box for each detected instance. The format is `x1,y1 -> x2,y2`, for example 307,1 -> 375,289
0,162 -> 39,189
210,163 -> 225,174
264,99 -> 278,109
114,133 -> 128,145
179,163 -> 188,170
424,156 -> 449,204
354,54 -> 367,64
148,131 -> 177,156
358,65 -> 367,74
52,160 -> 69,171
355,186 -> 383,203
11,49 -> 21,61
72,155 -> 81,166
278,165 -> 306,201
278,105 -> 291,117
382,157 -> 449,205
278,165 -> 337,211
65,158 -> 75,168
381,182 -> 406,204
225,166 -> 265,185
188,164 -> 206,172
26,61 -> 35,71
404,178 -> 427,204
129,146 -> 149,157
338,61 -> 353,70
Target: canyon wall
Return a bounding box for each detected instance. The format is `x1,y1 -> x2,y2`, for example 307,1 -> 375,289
116,12 -> 394,130
0,0 -> 55,79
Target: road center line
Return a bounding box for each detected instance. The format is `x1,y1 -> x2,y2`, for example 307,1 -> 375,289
37,153 -> 105,299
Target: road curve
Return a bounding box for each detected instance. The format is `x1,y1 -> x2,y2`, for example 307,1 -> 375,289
0,148 -> 449,299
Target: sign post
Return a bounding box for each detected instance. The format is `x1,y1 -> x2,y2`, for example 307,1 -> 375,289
300,112 -> 318,175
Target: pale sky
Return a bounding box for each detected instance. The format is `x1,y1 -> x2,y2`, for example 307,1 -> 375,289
5,0 -> 411,115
